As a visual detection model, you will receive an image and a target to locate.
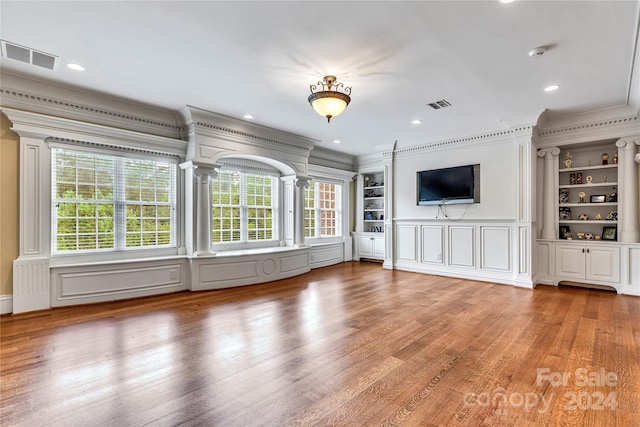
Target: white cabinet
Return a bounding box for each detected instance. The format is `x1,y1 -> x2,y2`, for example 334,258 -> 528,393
358,234 -> 385,260
555,243 -> 620,284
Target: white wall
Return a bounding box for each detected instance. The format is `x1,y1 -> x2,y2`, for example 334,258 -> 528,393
393,138 -> 518,221
383,128 -> 535,288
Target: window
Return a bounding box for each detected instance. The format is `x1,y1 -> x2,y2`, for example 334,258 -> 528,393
304,181 -> 342,238
52,148 -> 177,253
211,170 -> 277,245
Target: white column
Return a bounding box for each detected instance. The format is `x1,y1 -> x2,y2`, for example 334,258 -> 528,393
383,154 -> 393,270
537,147 -> 560,240
193,165 -> 217,255
355,173 -> 364,233
294,177 -> 310,248
616,137 -> 640,243
280,175 -> 295,247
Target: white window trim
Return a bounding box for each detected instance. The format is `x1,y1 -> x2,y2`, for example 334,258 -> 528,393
304,180 -> 343,244
49,144 -> 181,261
211,169 -> 280,251
304,164 -> 355,246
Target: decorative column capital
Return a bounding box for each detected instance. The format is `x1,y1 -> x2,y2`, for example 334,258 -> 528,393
193,165 -> 218,179
615,136 -> 640,148
295,177 -> 310,189
537,147 -> 560,158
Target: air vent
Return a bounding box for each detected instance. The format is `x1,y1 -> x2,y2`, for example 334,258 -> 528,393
1,40 -> 57,70
427,99 -> 452,110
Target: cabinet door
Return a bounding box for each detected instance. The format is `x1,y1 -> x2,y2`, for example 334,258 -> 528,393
586,246 -> 620,283
555,244 -> 585,279
358,236 -> 373,257
373,236 -> 385,258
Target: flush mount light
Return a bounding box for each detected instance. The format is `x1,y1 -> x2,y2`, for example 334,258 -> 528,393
308,75 -> 351,123
544,84 -> 560,92
411,120 -> 422,125
333,140 -> 341,144
66,63 -> 85,71
500,0 -> 515,3
243,114 -> 254,119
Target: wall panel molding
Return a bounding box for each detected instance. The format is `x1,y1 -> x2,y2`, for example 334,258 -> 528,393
480,226 -> 511,272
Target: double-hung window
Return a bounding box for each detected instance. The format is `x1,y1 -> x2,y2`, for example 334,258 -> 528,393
211,170 -> 278,246
304,180 -> 342,239
51,147 -> 177,254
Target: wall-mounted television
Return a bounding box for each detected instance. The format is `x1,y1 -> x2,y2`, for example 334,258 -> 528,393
417,164 -> 480,206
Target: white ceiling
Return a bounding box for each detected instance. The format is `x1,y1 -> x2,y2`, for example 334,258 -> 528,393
1,1 -> 639,156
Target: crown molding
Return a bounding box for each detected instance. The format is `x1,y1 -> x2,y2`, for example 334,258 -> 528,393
216,157 -> 281,175
308,146 -> 355,172
0,72 -> 184,139
3,107 -> 187,158
371,125 -> 535,161
534,107 -> 640,147
181,105 -> 317,155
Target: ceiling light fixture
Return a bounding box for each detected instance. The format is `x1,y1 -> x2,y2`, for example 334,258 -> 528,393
544,84 -> 560,92
66,63 -> 85,71
411,120 -> 422,125
333,140 -> 341,144
243,114 -> 254,119
308,75 -> 351,123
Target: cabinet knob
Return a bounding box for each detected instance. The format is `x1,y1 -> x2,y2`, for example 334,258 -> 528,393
582,248 -> 585,253
586,248 -> 590,254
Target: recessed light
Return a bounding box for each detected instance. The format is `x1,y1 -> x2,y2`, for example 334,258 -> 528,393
66,63 -> 85,71
411,120 -> 422,125
243,114 -> 254,119
500,0 -> 515,3
333,140 -> 341,144
544,85 -> 560,92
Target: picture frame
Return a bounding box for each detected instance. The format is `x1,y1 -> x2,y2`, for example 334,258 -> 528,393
559,225 -> 571,240
559,207 -> 571,220
589,194 -> 606,203
602,226 -> 617,241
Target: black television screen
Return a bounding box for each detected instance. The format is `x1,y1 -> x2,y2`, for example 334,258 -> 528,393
417,164 -> 480,206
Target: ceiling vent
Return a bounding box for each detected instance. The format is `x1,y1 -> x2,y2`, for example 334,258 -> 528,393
427,99 -> 452,110
1,40 -> 57,70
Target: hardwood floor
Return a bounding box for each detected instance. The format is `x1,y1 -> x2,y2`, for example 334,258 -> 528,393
1,262 -> 638,426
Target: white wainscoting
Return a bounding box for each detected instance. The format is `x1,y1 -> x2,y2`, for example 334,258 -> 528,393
51,259 -> 188,307
309,242 -> 345,269
396,225 -> 417,262
421,225 -> 444,264
0,295 -> 13,315
449,226 -> 475,268
13,257 -> 50,313
627,246 -> 640,296
190,247 -> 310,291
480,226 -> 510,271
394,221 -> 520,286
536,241 -> 553,284
9,243 -> 347,313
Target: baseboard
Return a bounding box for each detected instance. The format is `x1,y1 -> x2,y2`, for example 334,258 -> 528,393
0,295 -> 13,315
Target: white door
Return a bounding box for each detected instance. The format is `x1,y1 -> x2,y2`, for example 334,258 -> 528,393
358,236 -> 373,257
555,244 -> 585,280
586,246 -> 620,283
373,236 -> 385,258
